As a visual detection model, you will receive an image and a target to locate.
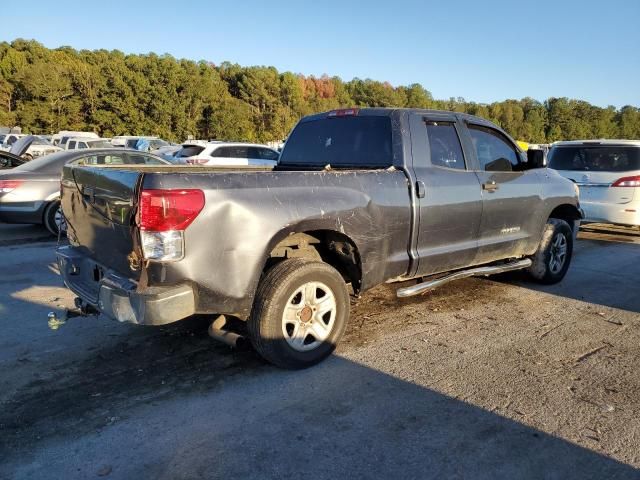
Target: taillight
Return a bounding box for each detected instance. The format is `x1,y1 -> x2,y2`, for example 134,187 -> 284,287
138,189 -> 205,261
328,108 -> 359,117
611,175 -> 640,187
0,180 -> 23,193
138,189 -> 204,231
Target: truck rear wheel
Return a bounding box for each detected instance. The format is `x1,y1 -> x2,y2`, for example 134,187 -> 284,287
527,218 -> 573,284
248,258 -> 349,369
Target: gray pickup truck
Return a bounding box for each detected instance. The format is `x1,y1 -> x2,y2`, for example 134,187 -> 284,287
57,108 -> 581,368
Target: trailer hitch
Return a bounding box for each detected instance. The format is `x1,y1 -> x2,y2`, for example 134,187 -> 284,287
47,297 -> 99,330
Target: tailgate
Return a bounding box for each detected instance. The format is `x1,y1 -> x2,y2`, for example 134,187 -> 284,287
560,170 -> 637,205
61,165 -> 142,279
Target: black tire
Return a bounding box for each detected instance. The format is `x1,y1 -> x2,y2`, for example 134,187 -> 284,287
43,201 -> 63,236
248,258 -> 350,369
527,218 -> 573,284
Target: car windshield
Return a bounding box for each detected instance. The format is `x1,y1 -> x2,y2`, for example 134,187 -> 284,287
279,115 -> 393,167
31,136 -> 53,146
87,140 -> 113,148
548,145 -> 640,172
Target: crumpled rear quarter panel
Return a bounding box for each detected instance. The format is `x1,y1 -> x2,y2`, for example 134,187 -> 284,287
142,169 -> 412,317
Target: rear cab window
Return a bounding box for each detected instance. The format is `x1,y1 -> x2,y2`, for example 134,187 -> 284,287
279,115 -> 393,167
548,145 -> 640,172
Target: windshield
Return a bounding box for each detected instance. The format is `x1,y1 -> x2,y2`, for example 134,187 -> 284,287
548,145 -> 640,172
279,116 -> 393,167
31,136 -> 54,146
87,140 -> 113,148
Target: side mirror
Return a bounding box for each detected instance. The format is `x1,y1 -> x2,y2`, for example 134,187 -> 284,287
526,149 -> 545,169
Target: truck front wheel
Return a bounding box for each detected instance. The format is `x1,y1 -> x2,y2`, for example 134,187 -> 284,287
527,218 -> 573,284
248,259 -> 350,369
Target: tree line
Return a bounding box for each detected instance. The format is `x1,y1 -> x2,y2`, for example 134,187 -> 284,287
1,39 -> 639,143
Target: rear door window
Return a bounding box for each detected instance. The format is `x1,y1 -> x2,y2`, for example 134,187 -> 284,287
548,146 -> 640,172
468,125 -> 521,172
247,147 -> 279,161
279,116 -> 393,167
212,146 -> 250,158
73,153 -> 127,165
425,121 -> 466,170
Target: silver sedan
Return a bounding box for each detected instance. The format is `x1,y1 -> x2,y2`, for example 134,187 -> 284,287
0,148 -> 170,235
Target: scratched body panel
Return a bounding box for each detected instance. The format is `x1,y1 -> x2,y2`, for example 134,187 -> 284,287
142,169 -> 412,316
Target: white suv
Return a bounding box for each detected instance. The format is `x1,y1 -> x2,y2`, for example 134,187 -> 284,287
172,141 -> 280,166
548,140 -> 640,227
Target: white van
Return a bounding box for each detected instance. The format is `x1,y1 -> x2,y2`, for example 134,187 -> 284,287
65,137 -> 115,150
52,131 -> 99,147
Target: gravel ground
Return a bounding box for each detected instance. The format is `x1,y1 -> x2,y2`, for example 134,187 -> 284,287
0,224 -> 639,479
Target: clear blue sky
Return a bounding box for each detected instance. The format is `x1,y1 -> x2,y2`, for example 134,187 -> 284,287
3,0 -> 639,107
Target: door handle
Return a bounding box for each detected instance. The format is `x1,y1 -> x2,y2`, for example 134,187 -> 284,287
482,181 -> 499,192
416,180 -> 426,198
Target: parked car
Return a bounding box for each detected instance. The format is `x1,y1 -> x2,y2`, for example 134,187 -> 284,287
111,136 -> 170,151
548,140 -> 640,227
173,141 -> 280,166
0,149 -> 170,236
52,131 -> 99,147
0,133 -> 26,151
64,137 -> 114,150
0,150 -> 26,169
56,108 -> 582,369
8,135 -> 62,160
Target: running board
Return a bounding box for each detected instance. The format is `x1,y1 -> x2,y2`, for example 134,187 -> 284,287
396,258 -> 532,298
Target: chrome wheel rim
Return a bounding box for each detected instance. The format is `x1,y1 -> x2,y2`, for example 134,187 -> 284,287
54,207 -> 66,233
549,233 -> 567,274
282,281 -> 336,352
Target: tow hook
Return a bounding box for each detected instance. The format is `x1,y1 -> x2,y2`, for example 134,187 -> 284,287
47,297 -> 99,331
208,315 -> 247,348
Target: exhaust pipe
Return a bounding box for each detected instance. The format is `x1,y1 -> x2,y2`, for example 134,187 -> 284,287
397,258 -> 532,298
208,315 -> 246,348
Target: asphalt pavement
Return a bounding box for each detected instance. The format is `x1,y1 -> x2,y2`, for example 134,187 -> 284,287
0,223 -> 639,479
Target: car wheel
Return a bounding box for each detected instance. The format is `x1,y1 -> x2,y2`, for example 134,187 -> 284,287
527,218 -> 573,284
248,258 -> 350,369
43,201 -> 65,236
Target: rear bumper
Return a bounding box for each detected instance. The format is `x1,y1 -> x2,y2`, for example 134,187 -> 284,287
581,200 -> 640,227
0,200 -> 46,224
57,246 -> 196,326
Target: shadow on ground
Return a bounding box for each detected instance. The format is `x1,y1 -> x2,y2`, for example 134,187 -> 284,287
2,344 -> 638,479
